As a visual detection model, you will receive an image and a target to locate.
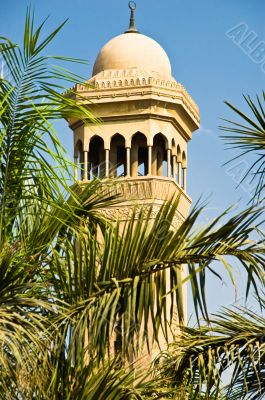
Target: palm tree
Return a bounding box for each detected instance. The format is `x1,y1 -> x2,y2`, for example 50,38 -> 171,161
158,94 -> 265,399
156,305 -> 265,399
1,9 -> 265,399
221,93 -> 265,203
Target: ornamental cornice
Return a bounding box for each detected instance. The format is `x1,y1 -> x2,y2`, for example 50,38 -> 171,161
94,176 -> 192,220
76,87 -> 199,126
75,68 -> 199,118
99,205 -> 184,229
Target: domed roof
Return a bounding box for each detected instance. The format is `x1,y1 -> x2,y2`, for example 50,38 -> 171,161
92,32 -> 172,79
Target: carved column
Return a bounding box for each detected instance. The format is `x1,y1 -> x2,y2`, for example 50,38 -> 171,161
182,167 -> 187,191
148,146 -> 152,176
126,147 -> 131,177
172,155 -> 177,181
105,149 -> 110,177
131,146 -> 138,177
177,162 -> 181,185
167,149 -> 171,177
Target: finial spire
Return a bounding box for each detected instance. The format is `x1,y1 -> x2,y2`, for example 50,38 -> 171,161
125,1 -> 139,34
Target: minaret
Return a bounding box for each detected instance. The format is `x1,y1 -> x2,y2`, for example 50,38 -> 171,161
69,1 -> 199,226
68,1 -> 200,360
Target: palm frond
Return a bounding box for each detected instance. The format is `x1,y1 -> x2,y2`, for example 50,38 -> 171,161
158,305 -> 265,399
220,92 -> 265,202
46,196 -> 265,364
0,7 -> 98,241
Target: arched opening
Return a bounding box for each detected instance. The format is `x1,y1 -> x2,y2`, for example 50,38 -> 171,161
89,136 -> 105,179
182,151 -> 187,169
152,133 -> 167,177
177,145 -> 182,185
131,132 -> 148,177
110,134 -> 126,177
172,139 -> 177,180
74,140 -> 84,180
182,151 -> 187,190
172,139 -> 177,156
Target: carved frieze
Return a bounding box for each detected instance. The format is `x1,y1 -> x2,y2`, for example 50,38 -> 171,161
97,177 -> 191,224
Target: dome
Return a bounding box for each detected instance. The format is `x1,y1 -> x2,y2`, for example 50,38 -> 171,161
92,32 -> 172,79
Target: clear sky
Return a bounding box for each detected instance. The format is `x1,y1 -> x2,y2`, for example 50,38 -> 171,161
1,0 -> 265,318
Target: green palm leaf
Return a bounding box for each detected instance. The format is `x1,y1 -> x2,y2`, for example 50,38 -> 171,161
159,304 -> 265,399
220,93 -> 265,202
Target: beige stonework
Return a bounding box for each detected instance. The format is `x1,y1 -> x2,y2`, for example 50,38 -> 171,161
68,4 -> 200,361
97,176 -> 191,225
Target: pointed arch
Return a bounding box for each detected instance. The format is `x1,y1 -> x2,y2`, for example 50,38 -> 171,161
181,151 -> 187,191
182,151 -> 187,168
110,133 -> 126,177
152,133 -> 168,177
131,132 -> 148,177
172,139 -> 177,156
89,136 -> 105,179
177,145 -> 181,162
175,145 -> 182,185
171,139 -> 177,180
74,140 -> 84,180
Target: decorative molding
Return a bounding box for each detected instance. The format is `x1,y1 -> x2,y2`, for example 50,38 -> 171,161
100,204 -> 184,229
96,177 -> 191,221
74,68 -> 199,122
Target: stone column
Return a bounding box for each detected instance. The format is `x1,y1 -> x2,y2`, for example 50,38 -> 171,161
83,151 -> 88,181
183,167 -> 187,191
131,146 -> 138,177
74,157 -> 78,181
172,155 -> 177,181
177,162 -> 181,185
148,146 -> 152,176
105,149 -> 110,177
151,147 -> 157,175
126,147 -> 131,177
167,149 -> 171,178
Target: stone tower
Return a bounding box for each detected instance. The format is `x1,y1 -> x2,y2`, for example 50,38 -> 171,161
69,1 -> 200,226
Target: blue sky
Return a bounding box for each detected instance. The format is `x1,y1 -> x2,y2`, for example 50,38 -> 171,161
1,0 -> 265,317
